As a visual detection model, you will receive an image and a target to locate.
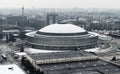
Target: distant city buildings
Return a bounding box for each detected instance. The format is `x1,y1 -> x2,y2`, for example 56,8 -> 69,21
6,16 -> 27,25
46,13 -> 58,26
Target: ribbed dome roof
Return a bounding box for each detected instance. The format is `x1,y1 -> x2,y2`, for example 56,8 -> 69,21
39,24 -> 86,33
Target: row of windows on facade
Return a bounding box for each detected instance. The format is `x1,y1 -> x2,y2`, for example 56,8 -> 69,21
28,43 -> 97,50
27,37 -> 97,46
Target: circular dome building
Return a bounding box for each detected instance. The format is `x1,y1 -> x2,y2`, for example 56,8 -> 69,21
26,24 -> 98,50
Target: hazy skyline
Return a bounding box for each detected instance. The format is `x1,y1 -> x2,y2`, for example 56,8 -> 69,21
0,0 -> 120,9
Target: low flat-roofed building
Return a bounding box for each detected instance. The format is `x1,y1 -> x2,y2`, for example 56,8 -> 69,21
24,51 -> 97,65
0,64 -> 26,74
2,29 -> 20,37
109,32 -> 120,38
2,30 -> 20,34
38,60 -> 120,74
22,51 -> 120,74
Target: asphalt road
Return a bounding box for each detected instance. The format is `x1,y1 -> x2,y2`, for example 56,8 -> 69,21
0,44 -> 14,64
96,38 -> 120,65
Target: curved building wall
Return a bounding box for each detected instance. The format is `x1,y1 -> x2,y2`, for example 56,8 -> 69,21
26,32 -> 98,50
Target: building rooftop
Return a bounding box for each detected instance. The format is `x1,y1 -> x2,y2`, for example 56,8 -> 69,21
24,51 -> 120,74
39,24 -> 86,34
38,60 -> 120,74
2,30 -> 20,33
28,51 -> 94,61
0,64 -> 26,74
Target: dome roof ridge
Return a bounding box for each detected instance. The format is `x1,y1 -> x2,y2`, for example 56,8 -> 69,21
39,24 -> 86,33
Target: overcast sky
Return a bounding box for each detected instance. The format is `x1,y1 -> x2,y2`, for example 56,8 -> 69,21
0,0 -> 120,8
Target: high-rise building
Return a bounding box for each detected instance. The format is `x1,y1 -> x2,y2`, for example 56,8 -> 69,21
46,13 -> 58,26
22,7 -> 24,21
